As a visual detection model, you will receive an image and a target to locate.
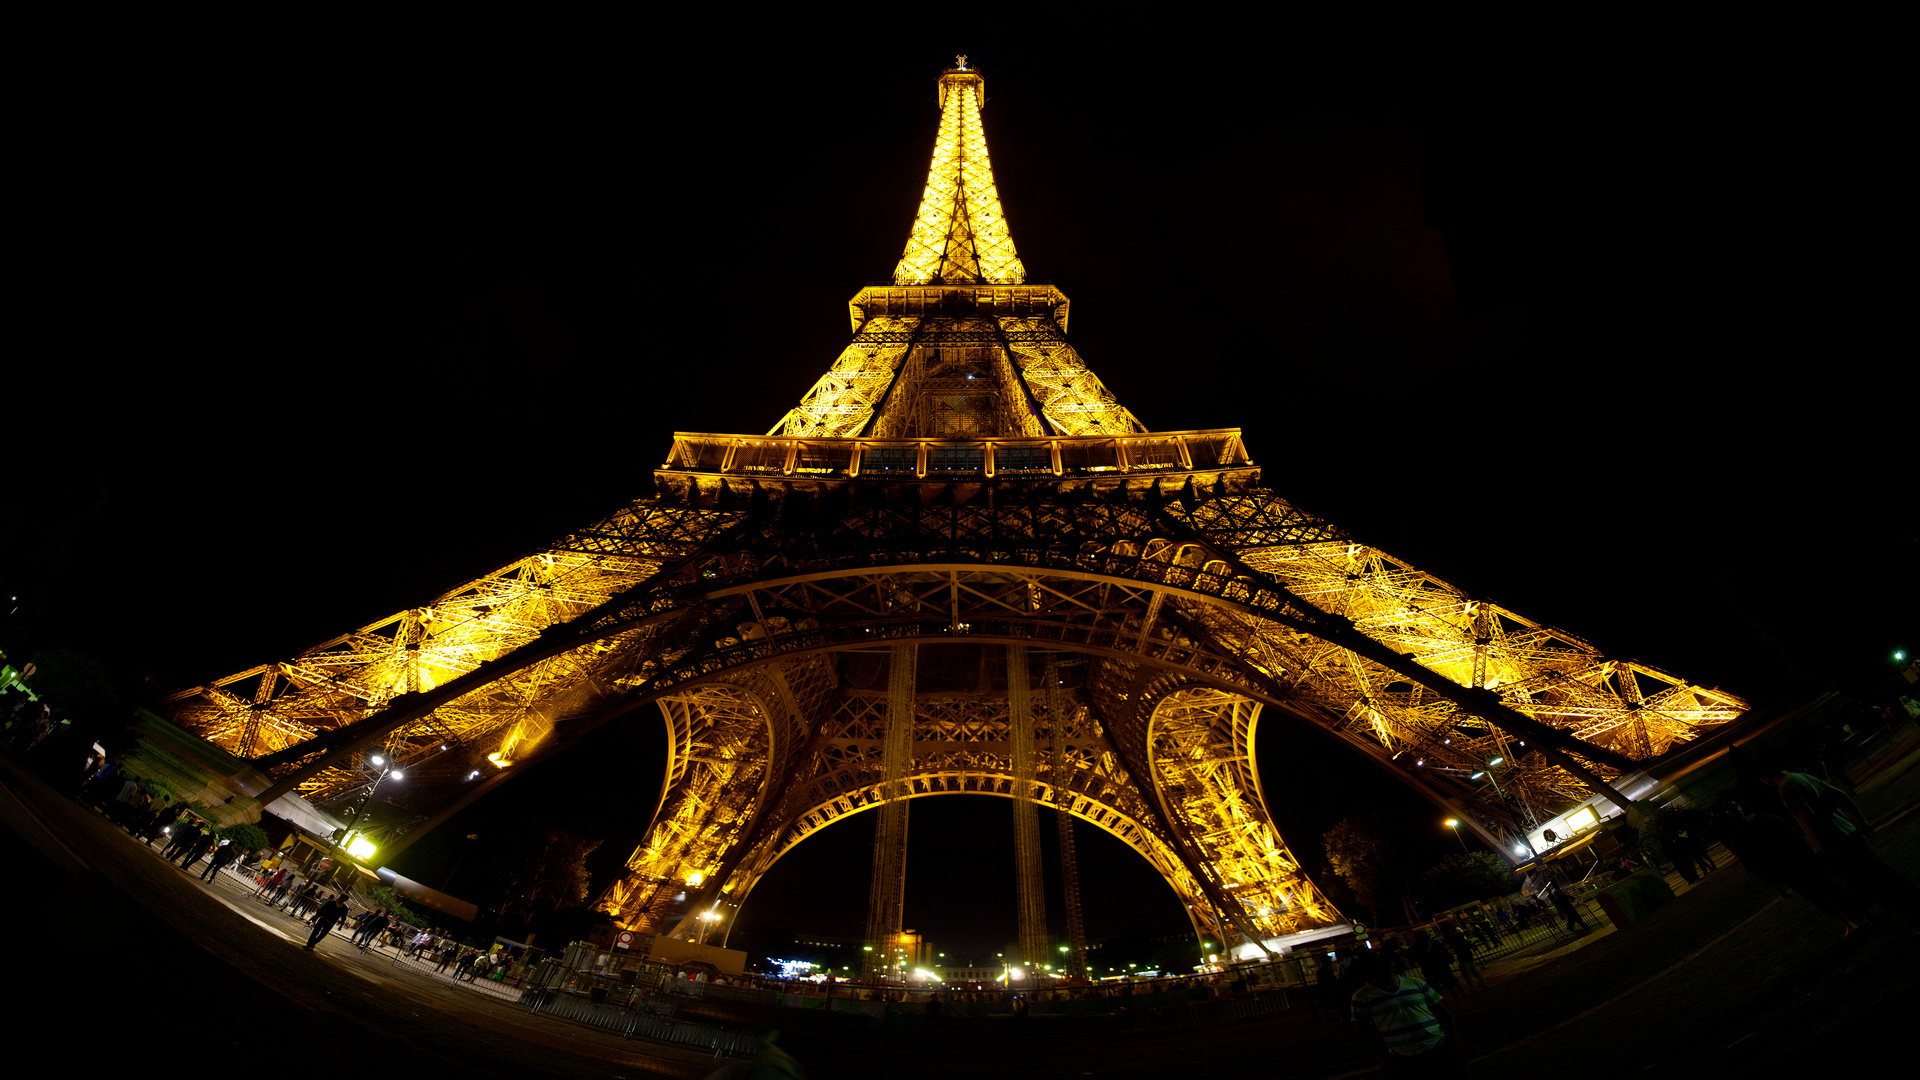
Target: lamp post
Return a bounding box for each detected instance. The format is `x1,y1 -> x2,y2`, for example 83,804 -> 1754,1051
334,752 -> 401,874
1445,818 -> 1468,851
442,833 -> 478,891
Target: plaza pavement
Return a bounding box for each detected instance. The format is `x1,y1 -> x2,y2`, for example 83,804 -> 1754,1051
4,716 -> 1916,1076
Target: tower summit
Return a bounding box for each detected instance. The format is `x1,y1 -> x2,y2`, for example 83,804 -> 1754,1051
768,61 -> 1140,443
167,65 -> 1749,967
894,61 -> 1024,287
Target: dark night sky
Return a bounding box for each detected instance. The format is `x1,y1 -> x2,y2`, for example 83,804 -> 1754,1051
9,38 -> 1910,959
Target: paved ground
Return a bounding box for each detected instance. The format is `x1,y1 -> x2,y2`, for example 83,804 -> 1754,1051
5,724 -> 1916,1076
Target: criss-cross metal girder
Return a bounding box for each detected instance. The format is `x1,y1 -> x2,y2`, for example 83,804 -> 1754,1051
164,64 -> 1750,960
165,473 -> 1746,954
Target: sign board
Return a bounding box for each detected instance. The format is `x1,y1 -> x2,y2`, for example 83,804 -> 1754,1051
616,931 -> 635,951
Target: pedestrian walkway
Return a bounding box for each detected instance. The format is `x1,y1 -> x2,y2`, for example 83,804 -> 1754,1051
9,716 -> 1916,1076
1473,722 -> 1920,987
175,858 -> 537,1002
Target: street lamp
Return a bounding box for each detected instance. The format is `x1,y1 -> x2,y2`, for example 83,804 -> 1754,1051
1445,818 -> 1467,851
336,751 -> 402,870
696,909 -> 722,945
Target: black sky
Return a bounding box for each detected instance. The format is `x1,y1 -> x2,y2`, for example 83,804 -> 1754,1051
10,38 -> 1911,959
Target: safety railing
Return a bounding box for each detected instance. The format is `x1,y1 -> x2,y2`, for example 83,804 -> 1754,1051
662,428 -> 1252,482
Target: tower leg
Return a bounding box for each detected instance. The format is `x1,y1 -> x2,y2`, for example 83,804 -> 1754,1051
1008,643 -> 1049,986
1056,806 -> 1087,980
1046,656 -> 1087,980
864,644 -> 915,981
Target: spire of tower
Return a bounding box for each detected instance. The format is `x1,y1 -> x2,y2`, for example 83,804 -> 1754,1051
893,61 -> 1025,285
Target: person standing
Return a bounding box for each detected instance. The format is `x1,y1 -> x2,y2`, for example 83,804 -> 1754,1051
1547,885 -> 1589,933
137,801 -> 179,846
199,839 -> 238,882
1311,952 -> 1343,1025
350,908 -> 385,949
1760,759 -> 1920,920
163,821 -> 199,861
176,828 -> 217,872
1349,954 -> 1468,1075
1715,805 -> 1863,937
1440,925 -> 1486,993
306,895 -> 348,950
1410,931 -> 1462,997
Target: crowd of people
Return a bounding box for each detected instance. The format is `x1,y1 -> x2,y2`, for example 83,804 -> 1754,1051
54,741 -> 535,985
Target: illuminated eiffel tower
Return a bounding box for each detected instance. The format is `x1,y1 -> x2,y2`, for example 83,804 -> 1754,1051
164,60 -> 1748,967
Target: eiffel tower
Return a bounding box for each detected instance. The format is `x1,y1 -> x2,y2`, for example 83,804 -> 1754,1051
164,59 -> 1748,967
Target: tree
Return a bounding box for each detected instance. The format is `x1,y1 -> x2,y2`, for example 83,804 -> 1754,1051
368,883 -> 423,924
1325,814 -> 1404,926
25,649 -> 119,721
495,826 -> 602,926
222,822 -> 270,852
1416,852 -> 1517,911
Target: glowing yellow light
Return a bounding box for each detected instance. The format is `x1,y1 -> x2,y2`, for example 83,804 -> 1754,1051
894,70 -> 1023,285
346,835 -> 377,860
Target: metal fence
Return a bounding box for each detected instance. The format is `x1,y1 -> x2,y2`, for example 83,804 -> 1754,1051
507,945 -> 758,1057
522,982 -> 760,1055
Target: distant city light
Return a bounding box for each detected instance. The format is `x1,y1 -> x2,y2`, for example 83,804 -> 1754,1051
768,958 -> 818,980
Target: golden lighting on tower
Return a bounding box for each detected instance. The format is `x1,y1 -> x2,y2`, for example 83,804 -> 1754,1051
164,62 -> 1751,969
894,61 -> 1024,286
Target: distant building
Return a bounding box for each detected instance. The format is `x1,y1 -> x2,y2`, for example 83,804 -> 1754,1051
939,965 -> 1000,984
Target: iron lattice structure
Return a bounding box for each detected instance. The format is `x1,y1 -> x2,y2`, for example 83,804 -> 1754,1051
165,62 -> 1748,959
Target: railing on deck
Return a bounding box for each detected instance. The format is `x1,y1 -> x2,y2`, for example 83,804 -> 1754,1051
663,428 -> 1252,482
